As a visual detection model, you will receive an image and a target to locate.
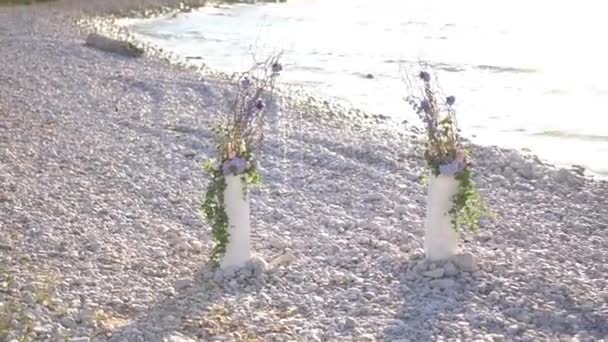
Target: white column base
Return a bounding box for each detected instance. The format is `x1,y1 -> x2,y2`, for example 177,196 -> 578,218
220,175 -> 251,269
424,174 -> 460,261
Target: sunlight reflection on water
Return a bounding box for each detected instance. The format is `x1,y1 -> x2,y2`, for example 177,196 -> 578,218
121,0 -> 608,176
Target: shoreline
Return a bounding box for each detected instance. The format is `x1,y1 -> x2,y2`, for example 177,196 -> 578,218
75,0 -> 607,180
1,1 -> 607,341
108,0 -> 608,180
102,5 -> 608,181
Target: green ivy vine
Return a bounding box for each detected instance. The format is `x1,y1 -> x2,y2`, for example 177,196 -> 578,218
426,161 -> 487,233
449,168 -> 486,232
201,159 -> 262,263
202,161 -> 229,263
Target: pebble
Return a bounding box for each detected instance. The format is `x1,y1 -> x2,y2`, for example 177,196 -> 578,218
0,192 -> 14,203
1,7 -> 606,342
60,316 -> 78,329
453,252 -> 478,272
269,237 -> 289,250
359,333 -> 376,341
423,267 -> 445,278
33,324 -> 53,334
364,193 -> 383,202
189,240 -> 203,253
249,255 -> 269,275
555,168 -> 583,186
486,334 -> 505,342
175,241 -> 191,252
174,278 -> 190,291
507,324 -> 521,335
70,338 -> 91,342
363,291 -> 376,300
443,262 -> 459,276
430,278 -> 456,289
86,239 -> 101,252
270,253 -> 296,268
394,205 -> 409,215
163,333 -> 196,342
344,317 -> 357,329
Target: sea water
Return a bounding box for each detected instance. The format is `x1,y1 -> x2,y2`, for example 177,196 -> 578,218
121,0 -> 608,176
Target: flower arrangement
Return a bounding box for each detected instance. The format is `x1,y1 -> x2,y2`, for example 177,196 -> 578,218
202,55 -> 282,263
405,70 -> 486,232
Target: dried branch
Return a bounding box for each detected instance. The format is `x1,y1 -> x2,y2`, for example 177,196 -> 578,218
215,52 -> 283,164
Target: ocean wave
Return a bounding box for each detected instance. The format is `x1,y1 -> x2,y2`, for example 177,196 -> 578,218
135,30 -> 177,40
384,60 -> 536,75
475,64 -> 537,74
383,59 -> 464,71
431,63 -> 466,73
533,131 -> 608,142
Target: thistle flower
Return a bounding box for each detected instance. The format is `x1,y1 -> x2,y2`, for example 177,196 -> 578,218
241,77 -> 251,89
222,157 -> 247,176
417,99 -> 431,115
439,160 -> 461,176
419,71 -> 431,83
446,96 -> 456,106
271,62 -> 283,74
255,99 -> 265,110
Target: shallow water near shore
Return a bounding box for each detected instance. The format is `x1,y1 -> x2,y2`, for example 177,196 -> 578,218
120,0 -> 608,177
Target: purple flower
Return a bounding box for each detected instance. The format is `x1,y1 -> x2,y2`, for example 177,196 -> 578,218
417,99 -> 431,115
439,160 -> 464,176
255,99 -> 265,110
221,157 -> 247,176
271,62 -> 283,74
446,96 -> 456,106
419,71 -> 431,83
241,77 -> 251,89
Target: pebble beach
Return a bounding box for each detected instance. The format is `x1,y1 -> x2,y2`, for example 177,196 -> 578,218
1,1 -> 607,341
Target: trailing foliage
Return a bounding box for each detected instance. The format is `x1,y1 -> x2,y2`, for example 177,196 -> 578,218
201,55 -> 281,263
450,168 -> 485,232
405,69 -> 487,232
202,156 -> 263,263
202,161 -> 229,263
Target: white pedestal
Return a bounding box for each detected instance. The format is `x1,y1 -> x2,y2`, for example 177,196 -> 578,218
220,175 -> 251,269
424,174 -> 460,261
